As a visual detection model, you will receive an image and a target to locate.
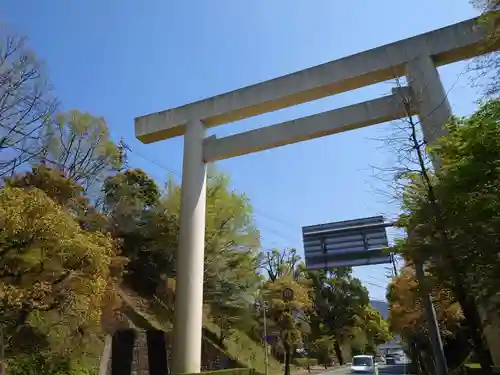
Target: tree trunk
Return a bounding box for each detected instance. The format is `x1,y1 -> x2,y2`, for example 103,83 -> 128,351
284,342 -> 291,375
334,340 -> 343,365
218,320 -> 226,347
218,334 -> 225,347
409,342 -> 426,375
421,350 -> 435,375
455,291 -> 493,374
218,326 -> 225,348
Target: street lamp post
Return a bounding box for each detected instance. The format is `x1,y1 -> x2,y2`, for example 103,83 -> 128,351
256,300 -> 269,375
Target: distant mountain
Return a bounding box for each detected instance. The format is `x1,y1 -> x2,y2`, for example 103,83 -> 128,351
370,299 -> 389,320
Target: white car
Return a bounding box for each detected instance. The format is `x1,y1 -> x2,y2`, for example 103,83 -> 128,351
350,355 -> 378,374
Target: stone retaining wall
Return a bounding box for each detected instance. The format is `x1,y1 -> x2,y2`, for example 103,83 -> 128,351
103,329 -> 240,374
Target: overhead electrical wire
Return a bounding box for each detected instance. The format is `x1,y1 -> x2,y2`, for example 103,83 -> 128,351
123,141 -> 394,285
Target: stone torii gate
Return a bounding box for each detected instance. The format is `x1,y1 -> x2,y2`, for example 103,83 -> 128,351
134,14 -> 499,374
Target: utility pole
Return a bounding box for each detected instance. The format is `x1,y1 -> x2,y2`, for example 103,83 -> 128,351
1,325 -> 5,375
414,260 -> 448,375
263,303 -> 269,375
390,254 -> 398,277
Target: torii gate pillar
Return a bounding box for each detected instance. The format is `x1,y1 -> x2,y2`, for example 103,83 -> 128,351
171,119 -> 207,374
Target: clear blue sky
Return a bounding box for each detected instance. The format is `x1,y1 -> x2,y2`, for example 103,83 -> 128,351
3,0 -> 482,300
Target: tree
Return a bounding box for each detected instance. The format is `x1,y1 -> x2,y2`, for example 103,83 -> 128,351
307,268 -> 372,365
261,248 -> 305,282
310,335 -> 336,368
259,247 -> 316,373
433,100 -> 500,311
262,276 -> 312,375
470,0 -> 500,97
202,173 -> 261,298
163,171 -> 262,336
387,263 -> 472,374
103,167 -> 263,348
40,110 -> 122,191
0,25 -> 57,178
209,277 -> 251,347
103,169 -> 177,296
0,185 -> 118,370
6,164 -> 109,233
358,305 -> 393,352
373,75 -> 500,373
103,168 -> 161,234
391,100 -> 500,372
207,248 -> 262,347
388,265 -> 463,341
104,168 -> 159,210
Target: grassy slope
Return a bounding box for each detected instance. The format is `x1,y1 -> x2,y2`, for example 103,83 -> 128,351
203,319 -> 283,375
118,287 -> 283,375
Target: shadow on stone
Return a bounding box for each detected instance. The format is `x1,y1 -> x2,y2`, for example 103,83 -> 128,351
147,329 -> 169,375
111,329 -> 136,375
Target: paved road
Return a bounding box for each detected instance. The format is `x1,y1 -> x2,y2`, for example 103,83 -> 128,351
320,364 -> 412,375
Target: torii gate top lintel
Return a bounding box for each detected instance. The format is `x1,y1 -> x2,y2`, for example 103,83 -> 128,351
134,14 -> 498,144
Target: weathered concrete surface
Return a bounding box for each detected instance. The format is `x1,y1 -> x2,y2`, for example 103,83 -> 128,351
171,119 -> 207,374
406,55 -> 452,150
99,335 -> 112,375
135,14 -> 499,143
203,87 -> 415,162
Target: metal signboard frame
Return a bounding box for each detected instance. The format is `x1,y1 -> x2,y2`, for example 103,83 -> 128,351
302,216 -> 391,270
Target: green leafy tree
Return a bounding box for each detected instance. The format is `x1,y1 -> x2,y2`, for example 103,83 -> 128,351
209,277 -> 251,347
433,101 -> 500,310
261,248 -> 304,282
388,99 -> 500,372
208,249 -> 262,346
40,110 -> 122,190
310,335 -> 336,368
308,269 -> 370,365
163,171 -> 262,337
358,305 -> 392,352
102,167 -> 262,349
103,169 -> 177,296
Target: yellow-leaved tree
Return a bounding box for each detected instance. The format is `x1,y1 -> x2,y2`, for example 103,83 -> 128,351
263,275 -> 312,375
0,185 -> 117,373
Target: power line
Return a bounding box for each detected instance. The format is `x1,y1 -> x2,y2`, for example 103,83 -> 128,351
252,208 -> 301,231
367,275 -> 390,282
122,141 -> 304,247
125,144 -> 182,179
362,281 -> 386,289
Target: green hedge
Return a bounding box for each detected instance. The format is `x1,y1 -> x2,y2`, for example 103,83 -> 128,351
173,368 -> 256,375
294,358 -> 318,368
